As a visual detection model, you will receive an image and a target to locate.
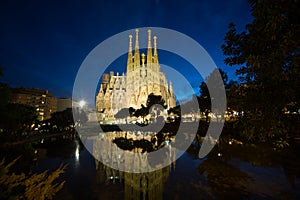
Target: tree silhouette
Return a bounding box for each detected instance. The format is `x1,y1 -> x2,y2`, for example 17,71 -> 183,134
50,108 -> 74,132
114,107 -> 135,123
146,93 -> 166,109
222,0 -> 300,141
133,104 -> 149,124
199,68 -> 228,122
133,94 -> 167,124
0,103 -> 38,135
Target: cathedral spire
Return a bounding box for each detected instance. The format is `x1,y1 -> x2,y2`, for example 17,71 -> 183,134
134,29 -> 140,69
169,81 -> 173,94
153,36 -> 158,63
147,29 -> 152,66
129,34 -> 133,53
127,34 -> 133,72
153,36 -> 159,72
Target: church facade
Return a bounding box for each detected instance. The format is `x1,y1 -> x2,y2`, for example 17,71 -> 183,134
96,29 -> 176,121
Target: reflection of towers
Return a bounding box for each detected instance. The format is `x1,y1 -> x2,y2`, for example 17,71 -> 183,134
93,131 -> 176,200
124,167 -> 170,200
95,160 -> 171,200
95,161 -> 124,185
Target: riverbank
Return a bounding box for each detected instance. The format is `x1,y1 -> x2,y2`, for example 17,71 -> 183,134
0,131 -> 77,148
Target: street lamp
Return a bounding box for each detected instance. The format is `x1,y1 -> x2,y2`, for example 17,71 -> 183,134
79,100 -> 86,108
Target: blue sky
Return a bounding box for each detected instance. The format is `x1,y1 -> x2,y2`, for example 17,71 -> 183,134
0,0 -> 253,100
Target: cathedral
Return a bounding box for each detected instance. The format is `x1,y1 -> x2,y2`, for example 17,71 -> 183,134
96,29 -> 176,121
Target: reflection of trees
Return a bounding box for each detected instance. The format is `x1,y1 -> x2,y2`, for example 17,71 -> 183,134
198,157 -> 252,198
186,139 -> 300,195
112,131 -> 170,153
92,131 -> 176,171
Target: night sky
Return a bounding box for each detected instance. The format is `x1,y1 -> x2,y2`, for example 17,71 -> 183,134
0,0 -> 253,100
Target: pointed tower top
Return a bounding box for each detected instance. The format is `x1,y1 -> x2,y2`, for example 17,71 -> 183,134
154,36 -> 158,56
169,81 -> 173,93
147,29 -> 152,65
148,29 -> 152,47
133,29 -> 140,68
128,35 -> 133,53
127,34 -> 133,72
135,29 -> 139,50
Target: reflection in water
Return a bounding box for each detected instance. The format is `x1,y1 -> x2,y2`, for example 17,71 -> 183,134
5,131 -> 300,199
192,142 -> 300,199
75,140 -> 80,165
92,131 -> 176,200
198,158 -> 252,198
95,161 -> 171,200
91,131 -> 176,172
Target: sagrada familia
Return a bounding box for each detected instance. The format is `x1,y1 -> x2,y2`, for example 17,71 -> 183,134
96,29 -> 176,121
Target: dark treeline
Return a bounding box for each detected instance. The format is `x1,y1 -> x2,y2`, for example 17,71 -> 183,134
202,0 -> 300,144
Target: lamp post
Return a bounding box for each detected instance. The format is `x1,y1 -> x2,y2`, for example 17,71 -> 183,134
79,100 -> 86,109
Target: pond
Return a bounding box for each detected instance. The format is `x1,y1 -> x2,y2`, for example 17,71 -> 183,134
2,131 -> 300,199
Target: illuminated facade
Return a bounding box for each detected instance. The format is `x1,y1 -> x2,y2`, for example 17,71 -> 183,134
11,87 -> 57,121
96,29 -> 176,121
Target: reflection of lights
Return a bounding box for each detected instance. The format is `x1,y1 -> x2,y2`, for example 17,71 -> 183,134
41,139 -> 44,144
217,153 -> 222,157
109,176 -> 114,180
165,140 -> 170,145
229,141 -> 232,145
34,150 -> 38,154
75,146 -> 80,161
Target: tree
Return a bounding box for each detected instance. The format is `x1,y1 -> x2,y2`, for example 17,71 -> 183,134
50,108 -> 74,132
0,103 -> 38,135
0,68 -> 38,139
146,93 -> 166,109
133,104 -> 149,124
114,108 -> 130,119
222,0 -> 300,141
114,108 -> 133,123
133,94 -> 166,124
199,68 -> 228,122
0,83 -> 10,111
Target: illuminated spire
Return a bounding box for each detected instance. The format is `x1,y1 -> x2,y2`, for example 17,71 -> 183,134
169,81 -> 173,94
153,36 -> 159,72
134,29 -> 140,69
127,35 -> 133,72
129,34 -> 133,53
147,29 -> 152,66
153,36 -> 158,63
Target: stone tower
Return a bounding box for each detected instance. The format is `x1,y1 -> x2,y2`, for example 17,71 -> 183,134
96,29 -> 176,121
